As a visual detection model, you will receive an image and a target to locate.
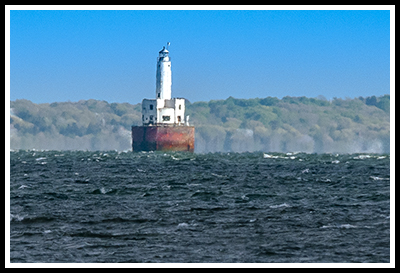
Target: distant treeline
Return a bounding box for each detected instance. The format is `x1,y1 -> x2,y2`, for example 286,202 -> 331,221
10,95 -> 390,153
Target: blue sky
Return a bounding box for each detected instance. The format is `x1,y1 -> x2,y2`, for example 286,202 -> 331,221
9,8 -> 391,104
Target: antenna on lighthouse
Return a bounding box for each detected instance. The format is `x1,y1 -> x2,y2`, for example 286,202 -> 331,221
167,42 -> 170,50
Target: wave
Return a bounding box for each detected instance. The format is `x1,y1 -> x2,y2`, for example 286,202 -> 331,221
100,217 -> 152,224
369,176 -> 390,181
10,213 -> 24,222
44,192 -> 69,199
269,203 -> 291,209
177,222 -> 189,229
321,224 -> 358,229
90,187 -> 117,194
10,214 -> 56,223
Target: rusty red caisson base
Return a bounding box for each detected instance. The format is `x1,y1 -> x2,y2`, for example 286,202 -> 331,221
131,125 -> 195,152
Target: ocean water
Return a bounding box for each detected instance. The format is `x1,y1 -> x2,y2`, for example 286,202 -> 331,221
9,151 -> 390,263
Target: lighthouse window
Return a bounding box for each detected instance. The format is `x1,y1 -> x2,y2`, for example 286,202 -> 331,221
149,104 -> 153,110
158,93 -> 160,98
177,116 -> 181,122
162,115 -> 170,121
178,105 -> 181,110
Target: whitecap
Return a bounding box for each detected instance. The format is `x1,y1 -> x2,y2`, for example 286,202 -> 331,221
187,183 -> 201,187
353,155 -> 371,160
331,160 -> 340,164
35,157 -> 46,161
319,178 -> 331,182
241,195 -> 249,201
263,153 -> 272,158
321,224 -> 357,229
339,224 -> 357,229
100,187 -> 107,194
18,185 -> 29,189
10,213 -> 24,222
270,203 -> 291,209
177,223 -> 189,229
370,176 -> 389,181
263,153 -> 280,159
211,173 -> 227,178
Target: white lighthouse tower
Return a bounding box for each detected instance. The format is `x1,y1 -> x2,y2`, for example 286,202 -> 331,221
156,44 -> 172,100
141,43 -> 187,126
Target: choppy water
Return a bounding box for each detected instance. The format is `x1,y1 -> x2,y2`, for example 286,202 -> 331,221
9,151 -> 390,263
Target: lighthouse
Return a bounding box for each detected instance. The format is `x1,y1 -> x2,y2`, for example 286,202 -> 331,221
142,43 -> 186,126
132,43 -> 195,152
156,45 -> 172,100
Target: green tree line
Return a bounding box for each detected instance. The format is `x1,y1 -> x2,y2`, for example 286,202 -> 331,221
10,95 -> 390,153
187,95 -> 389,153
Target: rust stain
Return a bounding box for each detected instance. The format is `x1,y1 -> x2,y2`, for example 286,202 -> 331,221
132,126 -> 195,152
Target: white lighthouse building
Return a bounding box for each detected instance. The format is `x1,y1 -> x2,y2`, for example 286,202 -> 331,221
141,43 -> 187,126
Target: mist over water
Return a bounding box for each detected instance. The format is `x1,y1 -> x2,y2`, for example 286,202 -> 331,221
10,150 -> 390,263
194,129 -> 389,154
11,129 -> 390,154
